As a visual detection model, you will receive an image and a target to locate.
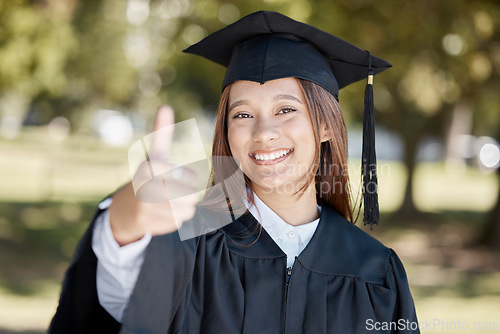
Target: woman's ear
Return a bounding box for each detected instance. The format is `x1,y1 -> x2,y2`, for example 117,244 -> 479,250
319,124 -> 332,143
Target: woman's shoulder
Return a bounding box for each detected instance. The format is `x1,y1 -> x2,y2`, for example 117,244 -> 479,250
324,206 -> 388,250
298,205 -> 395,285
321,205 -> 389,251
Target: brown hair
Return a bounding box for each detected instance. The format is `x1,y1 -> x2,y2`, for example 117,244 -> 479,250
209,78 -> 353,223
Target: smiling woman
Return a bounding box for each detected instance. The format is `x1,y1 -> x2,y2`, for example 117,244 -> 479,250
228,79 -> 319,202
50,11 -> 419,334
216,77 -> 352,226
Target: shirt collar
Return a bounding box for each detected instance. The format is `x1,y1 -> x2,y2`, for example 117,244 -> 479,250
244,192 -> 320,247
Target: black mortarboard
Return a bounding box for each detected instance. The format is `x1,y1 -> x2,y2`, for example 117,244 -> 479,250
183,11 -> 391,227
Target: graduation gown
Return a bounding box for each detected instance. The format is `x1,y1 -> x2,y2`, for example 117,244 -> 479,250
49,204 -> 419,334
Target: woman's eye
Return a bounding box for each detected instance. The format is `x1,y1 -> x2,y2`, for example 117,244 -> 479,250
277,107 -> 296,114
232,113 -> 251,119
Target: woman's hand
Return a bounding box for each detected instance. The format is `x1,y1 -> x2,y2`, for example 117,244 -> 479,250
108,106 -> 197,246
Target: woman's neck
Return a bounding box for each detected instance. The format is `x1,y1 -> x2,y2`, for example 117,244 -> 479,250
252,183 -> 320,226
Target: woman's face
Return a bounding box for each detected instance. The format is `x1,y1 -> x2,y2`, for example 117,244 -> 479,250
227,77 -> 326,195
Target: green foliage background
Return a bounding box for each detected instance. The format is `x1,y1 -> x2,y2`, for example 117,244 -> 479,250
0,0 -> 499,332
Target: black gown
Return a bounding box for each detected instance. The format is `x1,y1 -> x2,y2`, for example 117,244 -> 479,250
49,203 -> 419,334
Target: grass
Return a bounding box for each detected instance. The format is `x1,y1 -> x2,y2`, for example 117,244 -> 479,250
0,201 -> 98,332
0,128 -> 499,332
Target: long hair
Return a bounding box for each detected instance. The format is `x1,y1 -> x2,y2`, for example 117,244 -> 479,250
210,78 -> 353,223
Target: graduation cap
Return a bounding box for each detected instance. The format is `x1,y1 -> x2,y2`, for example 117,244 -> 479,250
184,11 -> 392,228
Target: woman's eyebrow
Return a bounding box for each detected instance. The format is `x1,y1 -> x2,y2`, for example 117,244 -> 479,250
228,99 -> 249,113
229,94 -> 302,113
273,94 -> 302,104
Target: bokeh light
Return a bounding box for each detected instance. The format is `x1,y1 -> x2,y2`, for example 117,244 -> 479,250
218,3 -> 240,24
469,52 -> 493,81
139,71 -> 162,96
479,143 -> 500,169
123,32 -> 151,68
127,0 -> 150,26
474,11 -> 494,39
182,24 -> 207,45
94,110 -> 134,147
442,33 -> 467,56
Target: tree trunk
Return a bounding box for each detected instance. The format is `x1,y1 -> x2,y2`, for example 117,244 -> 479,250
390,134 -> 422,222
444,100 -> 472,167
476,167 -> 500,250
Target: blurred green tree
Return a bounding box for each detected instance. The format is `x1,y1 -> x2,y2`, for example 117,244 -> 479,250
1,0 -> 499,240
308,1 -> 499,219
0,0 -> 78,125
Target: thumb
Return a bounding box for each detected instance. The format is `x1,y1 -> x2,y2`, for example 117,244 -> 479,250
149,105 -> 175,160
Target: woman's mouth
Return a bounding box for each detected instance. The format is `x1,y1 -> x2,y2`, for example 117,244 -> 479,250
250,149 -> 293,165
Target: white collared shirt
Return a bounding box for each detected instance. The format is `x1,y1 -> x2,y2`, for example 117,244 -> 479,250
246,193 -> 320,268
92,195 -> 320,321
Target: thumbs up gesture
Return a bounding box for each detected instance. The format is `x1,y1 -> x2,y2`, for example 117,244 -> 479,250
109,106 -> 198,246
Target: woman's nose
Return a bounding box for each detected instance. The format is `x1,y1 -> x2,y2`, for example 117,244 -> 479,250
252,118 -> 280,143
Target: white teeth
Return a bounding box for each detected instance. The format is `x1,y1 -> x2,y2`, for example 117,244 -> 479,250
253,150 -> 290,161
